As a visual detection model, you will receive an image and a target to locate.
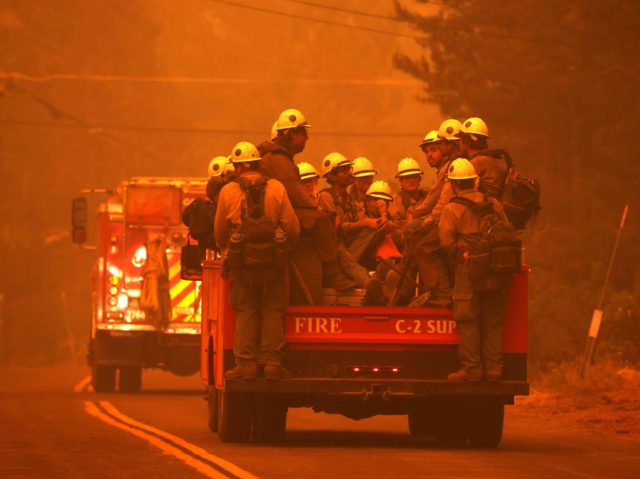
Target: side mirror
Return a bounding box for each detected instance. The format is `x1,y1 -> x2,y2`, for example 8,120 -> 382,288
71,197 -> 88,244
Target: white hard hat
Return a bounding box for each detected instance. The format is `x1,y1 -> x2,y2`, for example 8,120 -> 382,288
419,130 -> 440,148
321,152 -> 352,178
395,157 -> 423,178
229,141 -> 261,163
438,119 -> 463,141
270,120 -> 278,140
461,117 -> 489,138
276,108 -> 312,131
297,162 -> 319,180
366,180 -> 393,202
447,158 -> 477,180
352,157 -> 377,178
207,156 -> 229,177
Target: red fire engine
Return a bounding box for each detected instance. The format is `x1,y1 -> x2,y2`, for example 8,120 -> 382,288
72,177 -> 206,393
199,259 -> 529,447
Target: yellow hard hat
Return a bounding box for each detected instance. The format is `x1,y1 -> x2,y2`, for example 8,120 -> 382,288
366,180 -> 393,202
447,158 -> 477,180
395,157 -> 423,178
461,117 -> 489,138
207,156 -> 229,177
352,157 -> 377,177
419,130 -> 440,148
438,119 -> 463,141
297,162 -> 319,180
223,161 -> 235,175
276,108 -> 312,131
321,152 -> 352,178
229,141 -> 261,163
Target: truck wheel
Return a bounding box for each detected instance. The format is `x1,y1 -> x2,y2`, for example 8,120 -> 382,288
253,397 -> 287,443
217,391 -> 252,443
92,365 -> 116,393
432,400 -> 468,447
468,401 -> 504,448
408,407 -> 433,437
207,387 -> 219,433
119,366 -> 142,393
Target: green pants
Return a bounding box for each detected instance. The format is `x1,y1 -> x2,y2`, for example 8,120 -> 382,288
230,268 -> 286,366
452,264 -> 506,374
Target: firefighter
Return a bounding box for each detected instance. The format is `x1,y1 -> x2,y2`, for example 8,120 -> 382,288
297,162 -> 320,201
206,156 -> 235,203
391,158 -> 427,224
214,141 -> 300,379
439,158 -> 510,382
317,152 -> 369,286
412,119 -> 461,221
347,156 -> 377,215
261,108 -> 355,291
459,117 -> 508,199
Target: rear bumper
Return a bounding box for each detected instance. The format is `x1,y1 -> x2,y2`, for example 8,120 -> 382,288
223,378 -> 529,398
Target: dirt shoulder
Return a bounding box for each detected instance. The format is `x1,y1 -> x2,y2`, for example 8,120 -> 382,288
517,361 -> 640,442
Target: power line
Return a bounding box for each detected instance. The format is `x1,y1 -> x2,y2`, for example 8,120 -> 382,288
0,118 -> 423,138
214,0 -> 566,46
208,0 -> 423,39
0,72 -> 421,86
281,0 -> 405,22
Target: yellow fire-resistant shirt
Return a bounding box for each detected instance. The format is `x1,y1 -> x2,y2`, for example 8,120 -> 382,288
214,171 -> 300,251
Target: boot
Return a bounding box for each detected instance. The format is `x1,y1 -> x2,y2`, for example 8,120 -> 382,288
323,261 -> 357,292
224,363 -> 258,379
264,364 -> 292,380
447,368 -> 482,382
484,368 -> 503,382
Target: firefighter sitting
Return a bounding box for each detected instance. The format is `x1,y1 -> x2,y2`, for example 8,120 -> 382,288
214,141 -> 300,380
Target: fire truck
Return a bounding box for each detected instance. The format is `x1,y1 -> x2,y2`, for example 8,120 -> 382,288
199,257 -> 529,447
72,177 -> 207,393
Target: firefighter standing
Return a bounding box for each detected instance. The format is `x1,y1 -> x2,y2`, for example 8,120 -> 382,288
439,158 -> 509,382
261,108 -> 354,290
459,117 -> 508,199
215,141 -> 300,379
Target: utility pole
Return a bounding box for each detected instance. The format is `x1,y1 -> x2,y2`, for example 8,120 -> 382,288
580,205 -> 629,378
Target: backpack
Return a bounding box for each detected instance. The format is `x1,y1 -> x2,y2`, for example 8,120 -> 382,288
227,175 -> 287,270
484,149 -> 541,230
450,196 -> 522,278
181,197 -> 216,250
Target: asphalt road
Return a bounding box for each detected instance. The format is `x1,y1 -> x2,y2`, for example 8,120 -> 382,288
1,364 -> 638,479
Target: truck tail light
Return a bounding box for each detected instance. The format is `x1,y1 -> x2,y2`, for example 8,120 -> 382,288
347,366 -> 402,376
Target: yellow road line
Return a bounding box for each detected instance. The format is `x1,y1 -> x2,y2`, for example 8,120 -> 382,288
84,401 -> 233,479
87,400 -> 259,479
73,375 -> 91,393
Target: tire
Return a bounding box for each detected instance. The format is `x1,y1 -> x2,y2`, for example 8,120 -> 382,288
408,406 -> 434,437
207,387 -> 219,433
253,397 -> 287,443
119,366 -> 142,393
432,399 -> 469,447
468,401 -> 504,448
92,364 -> 116,393
217,391 -> 253,443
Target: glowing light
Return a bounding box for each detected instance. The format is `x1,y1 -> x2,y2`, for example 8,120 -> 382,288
132,246 -> 147,268
372,367 -> 380,373
392,368 -> 399,373
108,286 -> 118,296
108,297 -> 118,307
108,275 -> 120,285
107,265 -> 122,277
353,367 -> 360,373
128,289 -> 141,298
116,294 -> 129,310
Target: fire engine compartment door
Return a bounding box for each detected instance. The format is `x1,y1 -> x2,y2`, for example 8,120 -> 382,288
125,185 -> 182,226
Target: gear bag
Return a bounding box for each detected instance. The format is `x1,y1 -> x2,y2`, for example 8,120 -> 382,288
485,149 -> 541,230
181,197 -> 216,250
227,175 -> 289,270
450,196 -> 522,278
